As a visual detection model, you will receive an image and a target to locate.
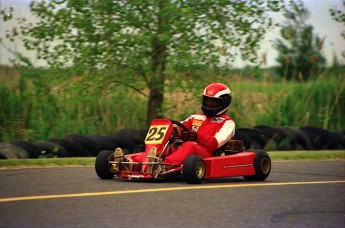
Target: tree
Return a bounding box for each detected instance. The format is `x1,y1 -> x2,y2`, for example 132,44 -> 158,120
2,0 -> 284,126
329,0 -> 345,59
274,0 -> 326,81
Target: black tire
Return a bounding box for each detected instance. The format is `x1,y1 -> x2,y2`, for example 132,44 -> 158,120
0,143 -> 21,159
244,150 -> 271,181
254,125 -> 288,150
63,134 -> 100,156
183,155 -> 206,184
103,129 -> 144,153
10,140 -> 41,158
49,138 -> 84,157
237,128 -> 267,149
86,135 -> 118,151
34,141 -> 69,158
300,126 -> 344,150
279,126 -> 312,150
253,125 -> 278,140
340,129 -> 345,136
95,150 -> 115,179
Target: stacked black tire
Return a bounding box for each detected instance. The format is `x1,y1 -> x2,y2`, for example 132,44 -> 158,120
234,125 -> 345,151
0,125 -> 344,159
0,129 -> 147,159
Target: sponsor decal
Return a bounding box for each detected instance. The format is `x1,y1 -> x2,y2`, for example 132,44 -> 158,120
192,119 -> 203,126
211,117 -> 225,123
192,126 -> 199,132
192,119 -> 203,132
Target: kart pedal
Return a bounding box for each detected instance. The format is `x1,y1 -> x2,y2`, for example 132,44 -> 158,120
146,147 -> 160,174
147,147 -> 157,159
114,148 -> 133,171
122,156 -> 133,171
114,148 -> 124,163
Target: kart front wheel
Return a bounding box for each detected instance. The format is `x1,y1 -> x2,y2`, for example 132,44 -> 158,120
244,150 -> 271,181
183,155 -> 206,184
95,150 -> 115,179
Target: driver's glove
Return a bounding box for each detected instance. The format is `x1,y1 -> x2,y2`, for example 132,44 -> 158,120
181,131 -> 197,142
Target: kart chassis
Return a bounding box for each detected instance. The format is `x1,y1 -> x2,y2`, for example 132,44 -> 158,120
95,119 -> 271,184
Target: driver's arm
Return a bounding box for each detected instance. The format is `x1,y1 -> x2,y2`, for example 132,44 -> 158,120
181,116 -> 193,131
197,120 -> 235,150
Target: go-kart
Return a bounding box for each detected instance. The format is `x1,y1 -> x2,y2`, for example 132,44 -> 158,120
95,118 -> 271,184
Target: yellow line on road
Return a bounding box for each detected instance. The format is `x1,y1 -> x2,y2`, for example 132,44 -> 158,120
1,180 -> 344,203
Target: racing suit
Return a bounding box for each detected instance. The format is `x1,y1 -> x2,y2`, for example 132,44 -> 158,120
163,113 -> 235,165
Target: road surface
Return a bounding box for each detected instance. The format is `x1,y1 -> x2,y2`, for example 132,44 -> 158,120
0,161 -> 344,227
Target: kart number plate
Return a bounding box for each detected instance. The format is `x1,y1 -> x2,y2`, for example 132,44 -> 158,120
145,125 -> 169,144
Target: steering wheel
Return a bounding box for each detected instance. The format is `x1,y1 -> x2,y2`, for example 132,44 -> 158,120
169,119 -> 189,132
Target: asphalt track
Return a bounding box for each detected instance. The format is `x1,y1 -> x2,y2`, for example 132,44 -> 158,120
0,161 -> 344,228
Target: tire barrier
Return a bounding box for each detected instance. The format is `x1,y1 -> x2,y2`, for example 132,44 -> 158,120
85,135 -> 118,152
1,125 -> 344,159
49,138 -> 85,157
300,126 -> 344,150
63,134 -> 100,157
0,143 -> 29,159
103,128 -> 147,153
235,128 -> 267,149
10,140 -> 41,158
34,141 -> 71,158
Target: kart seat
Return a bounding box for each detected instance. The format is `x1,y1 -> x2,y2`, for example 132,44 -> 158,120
214,140 -> 245,156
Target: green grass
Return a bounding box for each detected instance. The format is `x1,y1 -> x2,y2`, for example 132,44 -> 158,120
0,157 -> 95,168
268,150 -> 345,161
0,65 -> 344,143
0,151 -> 343,168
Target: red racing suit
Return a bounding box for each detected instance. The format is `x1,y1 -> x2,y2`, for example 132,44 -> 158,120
163,113 -> 235,165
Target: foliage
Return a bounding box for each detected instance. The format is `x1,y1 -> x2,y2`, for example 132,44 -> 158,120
1,0 -> 285,125
0,65 -> 343,144
329,1 -> 345,27
0,66 -> 147,142
254,67 -> 344,130
274,0 -> 326,81
329,0 -> 345,59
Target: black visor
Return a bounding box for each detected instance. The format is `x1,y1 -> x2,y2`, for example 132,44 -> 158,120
202,96 -> 223,109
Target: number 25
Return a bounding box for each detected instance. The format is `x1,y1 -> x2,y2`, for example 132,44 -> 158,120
146,126 -> 167,142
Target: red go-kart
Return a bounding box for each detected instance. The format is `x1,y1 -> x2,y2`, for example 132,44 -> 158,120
95,118 -> 271,184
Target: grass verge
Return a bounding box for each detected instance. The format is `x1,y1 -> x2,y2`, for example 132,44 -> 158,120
268,150 -> 345,161
0,151 -> 344,169
0,157 -> 95,168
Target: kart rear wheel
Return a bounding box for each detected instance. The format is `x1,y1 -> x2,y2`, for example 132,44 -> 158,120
183,155 -> 206,184
244,150 -> 271,181
95,150 -> 115,179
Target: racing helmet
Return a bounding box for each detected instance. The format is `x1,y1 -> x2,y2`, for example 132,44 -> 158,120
201,83 -> 232,117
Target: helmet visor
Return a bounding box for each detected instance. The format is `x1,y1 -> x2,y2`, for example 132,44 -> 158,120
202,96 -> 223,109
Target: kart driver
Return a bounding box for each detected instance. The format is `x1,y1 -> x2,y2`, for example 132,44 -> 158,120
162,82 -> 235,165
114,82 -> 235,172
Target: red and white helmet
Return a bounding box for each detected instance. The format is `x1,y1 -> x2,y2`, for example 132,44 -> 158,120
201,83 -> 232,117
